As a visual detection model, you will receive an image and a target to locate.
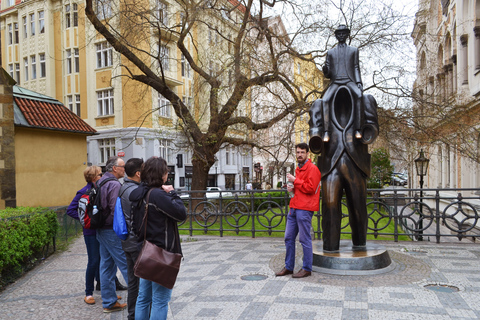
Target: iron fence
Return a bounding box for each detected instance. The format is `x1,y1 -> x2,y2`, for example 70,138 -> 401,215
178,188 -> 480,242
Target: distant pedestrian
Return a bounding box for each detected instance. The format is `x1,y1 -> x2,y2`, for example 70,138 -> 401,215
97,156 -> 129,313
130,156 -> 187,320
119,158 -> 143,320
276,143 -> 321,278
245,181 -> 252,190
66,165 -> 103,305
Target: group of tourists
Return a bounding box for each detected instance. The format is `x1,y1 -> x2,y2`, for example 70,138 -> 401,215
67,156 -> 186,320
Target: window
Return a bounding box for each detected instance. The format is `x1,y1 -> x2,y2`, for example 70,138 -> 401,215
157,1 -> 168,25
297,63 -> 301,74
8,64 -> 13,78
75,94 -> 81,116
74,48 -> 79,72
66,49 -> 72,74
232,147 -> 236,165
73,4 -> 78,27
67,94 -> 81,116
159,139 -> 172,163
39,53 -> 46,77
97,89 -> 114,116
181,54 -> 186,77
15,63 -> 20,83
23,16 -> 27,39
39,11 -> 45,33
8,0 -> 14,6
8,24 -> 13,45
31,55 -> 37,80
30,13 -> 35,36
14,23 -> 19,43
226,146 -> 230,165
158,44 -> 169,71
158,94 -> 171,117
65,4 -> 71,28
99,138 -> 115,164
96,0 -> 112,20
96,42 -> 112,68
24,58 -> 29,81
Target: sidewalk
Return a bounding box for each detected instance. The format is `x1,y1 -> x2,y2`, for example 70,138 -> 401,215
1,236 -> 480,319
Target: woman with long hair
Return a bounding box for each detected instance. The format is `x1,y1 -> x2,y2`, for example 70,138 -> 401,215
129,156 -> 187,320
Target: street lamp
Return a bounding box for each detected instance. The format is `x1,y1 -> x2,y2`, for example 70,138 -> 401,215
414,149 -> 430,241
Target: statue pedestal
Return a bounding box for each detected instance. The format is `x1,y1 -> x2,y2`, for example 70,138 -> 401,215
312,240 -> 394,275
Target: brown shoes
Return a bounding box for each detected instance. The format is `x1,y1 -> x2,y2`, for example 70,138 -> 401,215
292,269 -> 311,278
103,301 -> 127,313
84,296 -> 95,305
275,267 -> 293,276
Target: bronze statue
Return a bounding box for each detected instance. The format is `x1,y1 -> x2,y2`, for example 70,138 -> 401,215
309,25 -> 379,252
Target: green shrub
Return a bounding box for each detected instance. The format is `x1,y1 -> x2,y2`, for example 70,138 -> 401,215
0,208 -> 59,276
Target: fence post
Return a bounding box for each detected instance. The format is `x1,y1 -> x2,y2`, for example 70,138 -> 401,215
435,190 -> 441,243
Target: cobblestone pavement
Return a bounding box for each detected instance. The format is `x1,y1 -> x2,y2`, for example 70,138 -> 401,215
1,236 -> 480,320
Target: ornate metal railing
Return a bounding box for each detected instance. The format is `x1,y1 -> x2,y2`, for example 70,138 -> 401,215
178,188 -> 480,242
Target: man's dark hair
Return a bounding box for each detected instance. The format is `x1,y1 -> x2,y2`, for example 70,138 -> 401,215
295,143 -> 309,153
125,158 -> 144,177
105,156 -> 121,172
141,156 -> 168,187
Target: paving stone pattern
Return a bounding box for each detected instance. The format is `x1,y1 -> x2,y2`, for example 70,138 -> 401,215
1,236 -> 480,319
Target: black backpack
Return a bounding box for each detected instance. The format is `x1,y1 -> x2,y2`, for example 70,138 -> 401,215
78,177 -> 116,229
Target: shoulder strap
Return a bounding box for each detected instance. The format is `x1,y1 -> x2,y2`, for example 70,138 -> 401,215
119,183 -> 136,198
98,177 -> 116,188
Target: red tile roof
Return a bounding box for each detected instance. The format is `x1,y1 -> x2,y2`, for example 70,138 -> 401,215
14,89 -> 96,135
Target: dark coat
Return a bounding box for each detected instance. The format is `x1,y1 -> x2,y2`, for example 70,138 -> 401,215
130,184 -> 186,254
323,44 -> 362,86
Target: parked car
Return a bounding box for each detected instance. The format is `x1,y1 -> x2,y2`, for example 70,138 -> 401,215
180,187 -> 233,199
391,173 -> 407,186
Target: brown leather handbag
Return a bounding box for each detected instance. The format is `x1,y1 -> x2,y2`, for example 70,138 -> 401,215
133,189 -> 182,289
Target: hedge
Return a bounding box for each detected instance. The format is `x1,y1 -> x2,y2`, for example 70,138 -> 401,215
0,207 -> 59,276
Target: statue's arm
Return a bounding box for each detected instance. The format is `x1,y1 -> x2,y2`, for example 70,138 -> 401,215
354,48 -> 362,88
322,52 -> 331,78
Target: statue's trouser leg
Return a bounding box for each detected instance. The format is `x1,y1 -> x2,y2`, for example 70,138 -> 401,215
343,158 -> 368,247
321,167 -> 344,252
346,82 -> 364,134
322,84 -> 337,137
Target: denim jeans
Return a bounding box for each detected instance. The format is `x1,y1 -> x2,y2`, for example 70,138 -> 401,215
83,235 -> 100,296
284,208 -> 313,272
135,278 -> 172,320
96,228 -> 129,308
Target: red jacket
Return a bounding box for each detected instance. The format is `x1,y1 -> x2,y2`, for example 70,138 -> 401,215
289,159 -> 321,212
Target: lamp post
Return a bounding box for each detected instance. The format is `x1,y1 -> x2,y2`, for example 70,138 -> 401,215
414,149 -> 430,241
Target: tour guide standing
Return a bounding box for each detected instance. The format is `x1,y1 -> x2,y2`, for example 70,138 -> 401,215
276,143 -> 321,278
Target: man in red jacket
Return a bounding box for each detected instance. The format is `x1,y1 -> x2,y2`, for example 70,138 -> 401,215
276,143 -> 321,278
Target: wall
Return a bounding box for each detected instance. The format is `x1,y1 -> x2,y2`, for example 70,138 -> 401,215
15,127 -> 88,207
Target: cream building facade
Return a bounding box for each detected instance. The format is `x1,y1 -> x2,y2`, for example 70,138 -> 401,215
412,0 -> 480,191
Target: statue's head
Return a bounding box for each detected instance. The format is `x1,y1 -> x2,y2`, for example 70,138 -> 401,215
334,25 -> 350,43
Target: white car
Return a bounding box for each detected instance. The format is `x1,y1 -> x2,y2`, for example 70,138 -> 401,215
180,187 -> 233,199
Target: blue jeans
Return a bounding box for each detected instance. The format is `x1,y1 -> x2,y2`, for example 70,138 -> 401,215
84,235 -> 100,296
135,278 -> 172,320
284,208 -> 313,272
97,228 -> 129,308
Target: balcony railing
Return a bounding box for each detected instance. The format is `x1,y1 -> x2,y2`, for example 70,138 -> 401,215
178,188 -> 480,242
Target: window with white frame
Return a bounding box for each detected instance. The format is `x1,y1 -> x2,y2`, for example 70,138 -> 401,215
158,44 -> 169,71
8,64 -> 13,78
66,49 -> 72,74
232,147 -> 236,165
15,63 -> 20,83
38,11 -> 44,34
75,94 -> 81,116
8,24 -> 13,45
297,62 -> 300,74
31,55 -> 36,79
67,95 -> 73,114
14,23 -> 19,43
24,58 -> 28,81
181,54 -> 186,77
156,1 -> 168,25
158,93 -> 171,117
39,53 -> 46,77
159,139 -> 173,163
30,13 -> 35,36
65,4 -> 71,28
73,4 -> 78,27
226,146 -> 230,165
99,138 -> 115,164
22,16 -> 27,39
96,0 -> 112,20
8,0 -> 14,6
97,89 -> 114,116
74,48 -> 79,72
96,42 -> 112,68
